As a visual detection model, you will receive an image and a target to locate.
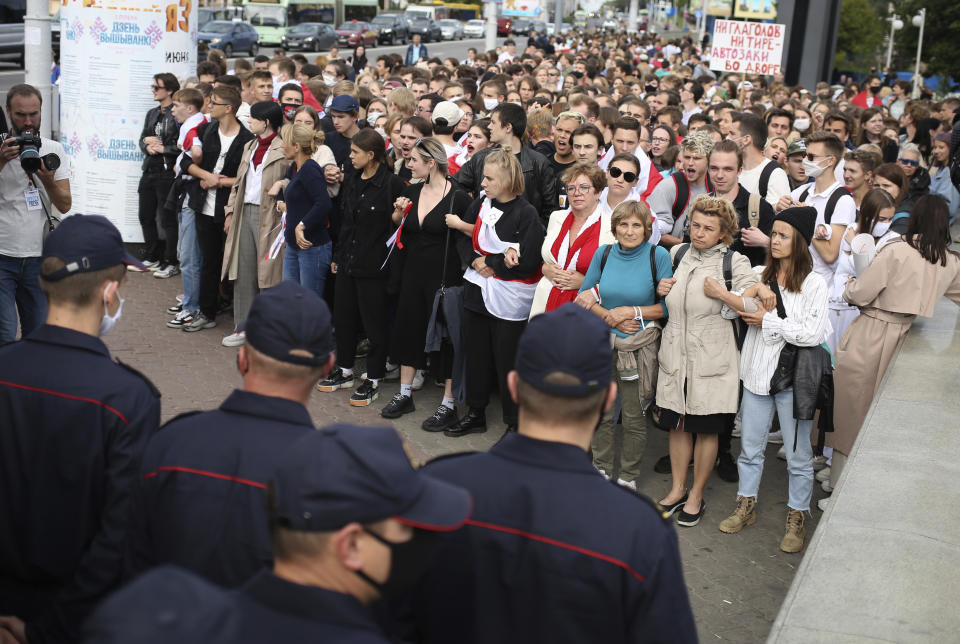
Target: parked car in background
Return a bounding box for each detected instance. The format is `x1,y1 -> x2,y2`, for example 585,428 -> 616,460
437,19 -> 463,40
408,17 -> 442,42
371,13 -> 410,45
336,21 -> 378,48
282,22 -> 337,52
496,16 -> 512,35
463,18 -> 485,38
511,19 -> 531,35
198,20 -> 259,56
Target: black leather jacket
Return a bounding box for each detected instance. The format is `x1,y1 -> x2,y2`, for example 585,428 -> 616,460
139,104 -> 179,172
335,163 -> 406,278
453,144 -> 559,225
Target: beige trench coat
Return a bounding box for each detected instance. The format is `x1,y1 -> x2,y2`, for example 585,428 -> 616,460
828,239 -> 960,455
656,243 -> 757,416
222,137 -> 291,288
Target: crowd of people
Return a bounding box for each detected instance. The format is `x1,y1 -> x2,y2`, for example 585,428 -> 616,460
2,23 -> 960,644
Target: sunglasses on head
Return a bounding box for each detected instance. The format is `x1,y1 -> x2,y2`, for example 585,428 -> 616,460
608,166 -> 637,182
898,157 -> 919,167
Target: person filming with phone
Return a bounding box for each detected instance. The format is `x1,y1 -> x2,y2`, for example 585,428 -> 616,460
0,84 -> 71,345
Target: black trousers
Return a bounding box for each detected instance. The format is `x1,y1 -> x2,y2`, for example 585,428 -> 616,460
334,273 -> 389,380
137,170 -> 176,265
463,309 -> 525,426
195,213 -> 225,320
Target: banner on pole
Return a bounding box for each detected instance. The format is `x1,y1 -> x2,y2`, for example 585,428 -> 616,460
59,0 -> 197,242
709,19 -> 784,76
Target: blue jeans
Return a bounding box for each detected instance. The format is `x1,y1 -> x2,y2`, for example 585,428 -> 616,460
0,254 -> 47,344
737,388 -> 814,511
282,241 -> 331,297
178,204 -> 201,313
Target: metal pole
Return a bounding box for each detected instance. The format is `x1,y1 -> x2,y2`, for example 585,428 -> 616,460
554,0 -> 562,38
24,0 -> 53,138
912,8 -> 924,99
484,0 -> 497,54
628,0 -> 638,34
697,0 -> 707,45
884,16 -> 896,71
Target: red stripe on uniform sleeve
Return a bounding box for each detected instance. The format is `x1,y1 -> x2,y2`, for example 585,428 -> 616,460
142,465 -> 267,489
463,518 -> 647,581
0,380 -> 129,425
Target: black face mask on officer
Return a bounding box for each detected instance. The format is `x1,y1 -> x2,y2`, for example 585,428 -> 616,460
355,527 -> 436,599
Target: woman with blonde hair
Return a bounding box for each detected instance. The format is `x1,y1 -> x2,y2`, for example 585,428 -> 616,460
276,123 -> 333,296
443,148 -> 546,437
575,200 -> 673,489
656,194 -> 759,526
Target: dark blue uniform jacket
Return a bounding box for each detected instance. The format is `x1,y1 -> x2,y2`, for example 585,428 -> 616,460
233,570 -> 391,643
404,432 -> 698,644
131,389 -> 314,588
0,325 -> 160,643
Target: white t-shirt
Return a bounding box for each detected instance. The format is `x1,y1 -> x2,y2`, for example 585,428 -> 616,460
681,106 -> 702,126
790,180 -> 857,285
738,158 -> 790,208
243,148 -> 266,206
0,136 -> 71,258
202,129 -> 238,217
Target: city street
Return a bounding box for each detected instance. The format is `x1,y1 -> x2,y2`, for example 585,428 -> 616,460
106,270 -> 827,642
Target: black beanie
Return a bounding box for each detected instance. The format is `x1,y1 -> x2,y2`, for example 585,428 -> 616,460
250,101 -> 283,131
774,206 -> 817,244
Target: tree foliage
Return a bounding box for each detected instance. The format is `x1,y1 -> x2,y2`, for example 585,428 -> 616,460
890,0 -> 960,85
835,0 -> 885,73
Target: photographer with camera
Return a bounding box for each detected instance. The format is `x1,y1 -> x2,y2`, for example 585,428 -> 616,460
0,84 -> 71,345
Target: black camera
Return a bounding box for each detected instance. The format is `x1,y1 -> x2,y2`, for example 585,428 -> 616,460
12,131 -> 60,174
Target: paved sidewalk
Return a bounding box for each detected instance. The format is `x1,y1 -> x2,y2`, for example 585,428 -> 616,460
109,273 -> 828,642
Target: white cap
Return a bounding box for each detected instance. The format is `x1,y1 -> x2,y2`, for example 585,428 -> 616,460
432,101 -> 464,127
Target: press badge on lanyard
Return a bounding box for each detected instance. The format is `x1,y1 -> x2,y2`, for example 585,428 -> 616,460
25,188 -> 42,211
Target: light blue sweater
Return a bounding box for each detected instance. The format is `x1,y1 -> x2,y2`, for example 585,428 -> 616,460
579,242 -> 674,338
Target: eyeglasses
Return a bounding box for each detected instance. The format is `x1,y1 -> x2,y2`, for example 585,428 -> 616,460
151,84 -> 164,91
608,167 -> 637,182
897,157 -> 919,167
651,136 -> 671,144
565,183 -> 593,195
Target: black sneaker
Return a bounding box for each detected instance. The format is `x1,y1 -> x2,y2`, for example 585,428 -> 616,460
381,393 -> 415,419
421,405 -> 458,432
444,408 -> 487,438
349,380 -> 379,406
716,451 -> 739,482
166,310 -> 195,328
167,304 -> 183,314
317,368 -> 355,392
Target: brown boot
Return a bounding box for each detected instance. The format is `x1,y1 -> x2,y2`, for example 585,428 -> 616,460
780,509 -> 806,553
718,496 -> 757,534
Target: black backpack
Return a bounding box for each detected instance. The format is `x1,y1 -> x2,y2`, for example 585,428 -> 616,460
672,243 -> 745,351
671,172 -> 713,224
758,161 -> 778,200
797,184 -> 850,225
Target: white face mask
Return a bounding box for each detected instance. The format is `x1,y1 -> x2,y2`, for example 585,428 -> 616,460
872,220 -> 891,237
483,97 -> 498,111
793,118 -> 810,132
802,158 -> 827,178
99,285 -> 124,336
322,74 -> 337,87
375,127 -> 387,138
367,111 -> 383,127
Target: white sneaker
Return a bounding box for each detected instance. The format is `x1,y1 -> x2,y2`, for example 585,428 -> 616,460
767,430 -> 784,445
596,467 -> 610,480
222,331 -> 246,347
154,264 -> 181,279
128,259 -> 160,272
817,497 -> 831,512
616,478 -> 637,491
821,479 -> 833,493
815,466 -> 831,483
412,369 -> 425,391
776,445 -> 787,460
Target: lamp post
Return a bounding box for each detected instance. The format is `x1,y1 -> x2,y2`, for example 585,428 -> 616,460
911,8 -> 926,99
884,14 -> 903,71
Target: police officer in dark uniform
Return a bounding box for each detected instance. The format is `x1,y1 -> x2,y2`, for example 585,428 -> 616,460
0,215 -> 161,644
83,566 -> 243,644
233,424 -> 471,641
399,304 -> 698,644
131,281 -> 335,588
